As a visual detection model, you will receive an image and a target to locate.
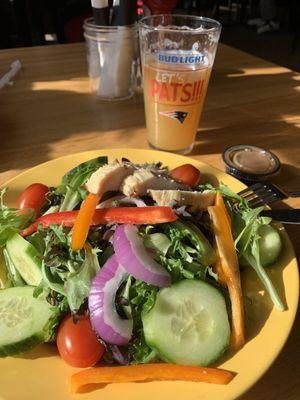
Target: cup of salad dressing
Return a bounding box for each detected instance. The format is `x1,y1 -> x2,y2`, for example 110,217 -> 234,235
222,145 -> 281,183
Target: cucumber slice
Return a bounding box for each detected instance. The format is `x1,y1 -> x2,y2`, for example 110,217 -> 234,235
2,248 -> 25,287
257,224 -> 282,267
239,224 -> 282,268
0,286 -> 54,357
144,233 -> 171,256
142,279 -> 230,366
6,233 -> 42,286
0,250 -> 11,289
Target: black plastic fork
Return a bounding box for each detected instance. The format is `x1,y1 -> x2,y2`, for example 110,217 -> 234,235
238,182 -> 300,207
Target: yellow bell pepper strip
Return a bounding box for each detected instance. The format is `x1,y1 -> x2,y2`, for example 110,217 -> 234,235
208,199 -> 245,350
71,193 -> 100,250
212,240 -> 227,287
212,192 -> 232,287
70,364 -> 235,393
215,191 -> 231,225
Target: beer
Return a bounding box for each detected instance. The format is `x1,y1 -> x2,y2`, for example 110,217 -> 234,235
139,15 -> 221,153
143,57 -> 212,152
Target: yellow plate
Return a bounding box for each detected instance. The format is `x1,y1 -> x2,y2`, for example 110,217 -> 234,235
0,149 -> 298,400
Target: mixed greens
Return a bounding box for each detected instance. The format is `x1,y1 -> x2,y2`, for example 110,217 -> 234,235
0,157 -> 284,370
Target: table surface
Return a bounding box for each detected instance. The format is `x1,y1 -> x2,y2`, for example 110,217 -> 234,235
0,42 -> 299,400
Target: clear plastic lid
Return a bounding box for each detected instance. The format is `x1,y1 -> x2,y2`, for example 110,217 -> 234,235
222,145 -> 281,181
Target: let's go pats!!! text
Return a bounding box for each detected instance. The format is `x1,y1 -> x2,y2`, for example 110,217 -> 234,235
150,78 -> 205,103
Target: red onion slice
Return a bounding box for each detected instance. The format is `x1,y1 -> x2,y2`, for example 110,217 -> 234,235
113,224 -> 171,287
97,195 -> 124,209
88,255 -> 133,346
119,197 -> 147,207
97,195 -> 147,209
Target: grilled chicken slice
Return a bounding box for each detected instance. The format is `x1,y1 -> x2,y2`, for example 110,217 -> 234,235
149,189 -> 216,211
85,162 -> 134,195
121,169 -> 188,197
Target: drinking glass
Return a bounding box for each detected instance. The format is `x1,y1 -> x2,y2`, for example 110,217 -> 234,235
84,18 -> 138,100
139,15 -> 221,154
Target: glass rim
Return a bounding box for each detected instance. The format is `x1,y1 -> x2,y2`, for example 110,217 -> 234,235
139,14 -> 221,33
83,17 -> 136,32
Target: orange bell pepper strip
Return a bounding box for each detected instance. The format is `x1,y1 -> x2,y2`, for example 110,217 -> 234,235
71,193 -> 100,250
70,364 -> 234,393
208,195 -> 245,351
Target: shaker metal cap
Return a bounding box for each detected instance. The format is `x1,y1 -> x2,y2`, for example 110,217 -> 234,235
222,145 -> 281,181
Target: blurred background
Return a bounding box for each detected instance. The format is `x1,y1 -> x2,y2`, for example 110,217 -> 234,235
0,0 -> 299,71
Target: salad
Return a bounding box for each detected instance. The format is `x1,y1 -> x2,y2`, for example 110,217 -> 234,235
0,157 -> 284,391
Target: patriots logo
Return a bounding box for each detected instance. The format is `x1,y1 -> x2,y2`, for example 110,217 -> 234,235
159,111 -> 188,124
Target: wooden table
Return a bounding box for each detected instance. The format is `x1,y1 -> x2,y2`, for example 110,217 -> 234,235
0,43 -> 299,399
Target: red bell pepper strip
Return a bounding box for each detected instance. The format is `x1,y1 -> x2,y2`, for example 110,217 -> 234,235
20,206 -> 177,237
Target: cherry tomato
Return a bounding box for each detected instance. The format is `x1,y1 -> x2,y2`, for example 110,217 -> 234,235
170,164 -> 201,188
57,315 -> 105,368
17,183 -> 49,217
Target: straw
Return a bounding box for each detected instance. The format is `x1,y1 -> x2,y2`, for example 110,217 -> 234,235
111,0 -> 137,26
91,0 -> 109,25
0,60 -> 22,90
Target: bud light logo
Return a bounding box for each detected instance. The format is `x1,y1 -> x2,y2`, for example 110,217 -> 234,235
157,52 -> 205,65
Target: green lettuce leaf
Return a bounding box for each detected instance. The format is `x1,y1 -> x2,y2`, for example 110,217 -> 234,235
123,277 -> 158,364
43,306 -> 61,343
128,334 -> 157,364
0,187 -> 35,246
169,221 -> 216,267
65,246 -> 100,312
230,195 -> 284,310
40,226 -> 84,297
141,221 -> 216,283
55,156 -> 108,211
244,237 -> 284,310
36,225 -> 102,312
